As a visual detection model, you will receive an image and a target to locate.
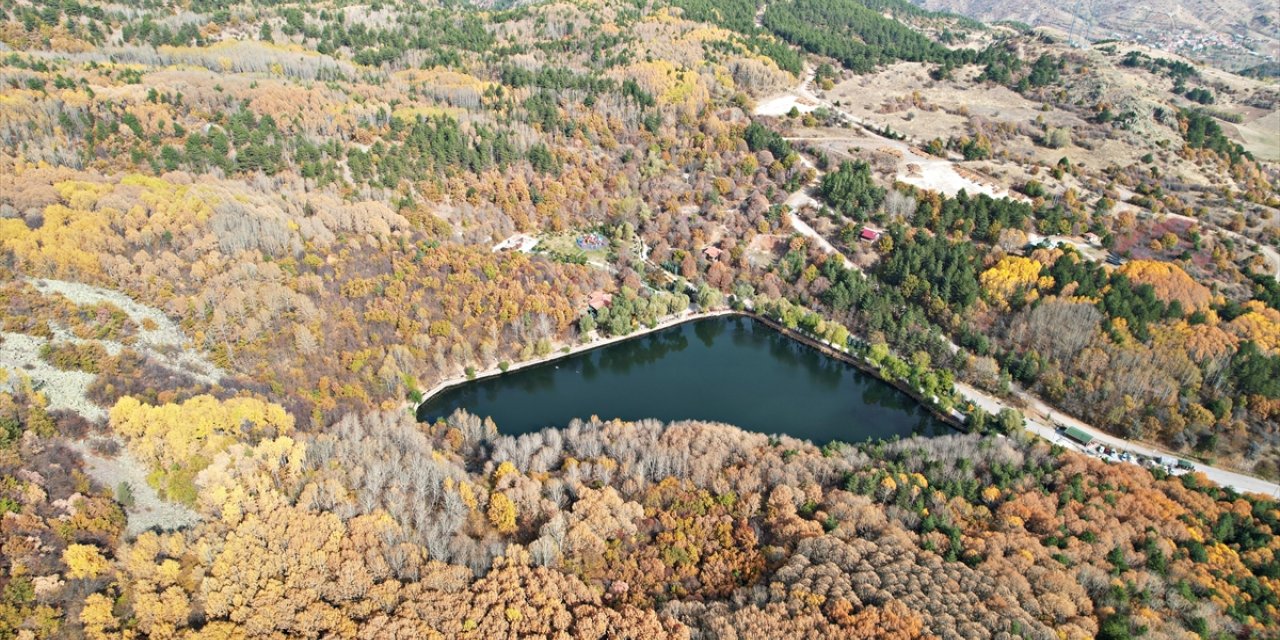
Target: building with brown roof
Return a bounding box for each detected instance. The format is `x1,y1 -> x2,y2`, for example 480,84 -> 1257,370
587,290 -> 613,312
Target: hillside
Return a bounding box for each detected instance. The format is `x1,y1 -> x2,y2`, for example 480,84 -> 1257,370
0,0 -> 1278,638
915,0 -> 1280,72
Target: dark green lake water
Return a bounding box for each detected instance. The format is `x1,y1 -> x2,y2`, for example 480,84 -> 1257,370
417,316 -> 950,443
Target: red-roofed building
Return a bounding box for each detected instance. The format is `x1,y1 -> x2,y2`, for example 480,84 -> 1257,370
859,228 -> 881,242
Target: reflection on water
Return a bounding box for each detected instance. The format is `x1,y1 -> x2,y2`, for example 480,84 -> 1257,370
694,316 -> 725,347
418,316 -> 950,443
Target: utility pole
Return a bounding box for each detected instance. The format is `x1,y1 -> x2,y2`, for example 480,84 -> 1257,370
1066,0 -> 1083,46
1067,0 -> 1100,47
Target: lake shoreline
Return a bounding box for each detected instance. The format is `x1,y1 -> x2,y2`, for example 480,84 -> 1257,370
412,308 -> 738,412
413,308 -> 967,436
746,314 -> 967,432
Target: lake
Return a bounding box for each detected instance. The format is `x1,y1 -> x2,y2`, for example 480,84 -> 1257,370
417,315 -> 950,443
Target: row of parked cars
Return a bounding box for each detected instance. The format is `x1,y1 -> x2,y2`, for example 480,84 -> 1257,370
1095,445 -> 1194,473
1055,424 -> 1195,474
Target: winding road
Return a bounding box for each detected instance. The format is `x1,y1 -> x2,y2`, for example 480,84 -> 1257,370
959,382 -> 1280,497
779,152 -> 858,270
756,69 -> 1280,497
759,67 -> 1024,201
761,67 -> 1279,281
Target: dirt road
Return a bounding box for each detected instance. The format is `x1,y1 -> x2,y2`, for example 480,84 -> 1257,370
756,70 -> 1280,493
759,68 -> 1023,200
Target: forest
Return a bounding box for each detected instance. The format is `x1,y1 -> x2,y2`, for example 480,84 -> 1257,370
762,0 -> 958,73
3,385 -> 1278,638
0,0 -> 1277,638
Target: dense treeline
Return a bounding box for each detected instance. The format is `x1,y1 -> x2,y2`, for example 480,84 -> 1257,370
819,160 -> 884,219
988,250 -> 1280,453
758,0 -> 1062,94
762,0 -> 958,72
744,121 -> 796,160
911,190 -> 1033,242
1180,109 -> 1251,166
668,0 -> 805,73
3,383 -> 1276,638
977,52 -> 1063,92
1120,50 -> 1198,82
669,0 -> 759,33
17,69 -> 631,188
799,157 -> 1277,469
879,228 -> 980,310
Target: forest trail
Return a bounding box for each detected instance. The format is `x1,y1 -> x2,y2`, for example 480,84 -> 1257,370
31,279 -> 226,385
1260,244 -> 1280,279
66,439 -> 202,536
770,71 -> 1278,279
787,209 -> 856,270
781,152 -> 858,271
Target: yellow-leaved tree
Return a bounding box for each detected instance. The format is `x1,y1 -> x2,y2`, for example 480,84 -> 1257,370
64,544 -> 111,579
492,460 -> 518,485
109,394 -> 294,505
79,593 -> 120,639
488,491 -> 518,534
980,256 -> 1051,310
1227,301 -> 1280,354
1118,259 -> 1214,312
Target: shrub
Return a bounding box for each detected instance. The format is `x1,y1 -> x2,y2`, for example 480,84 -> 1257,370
116,482 -> 136,508
38,341 -> 110,373
90,438 -> 121,457
1043,127 -> 1071,149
